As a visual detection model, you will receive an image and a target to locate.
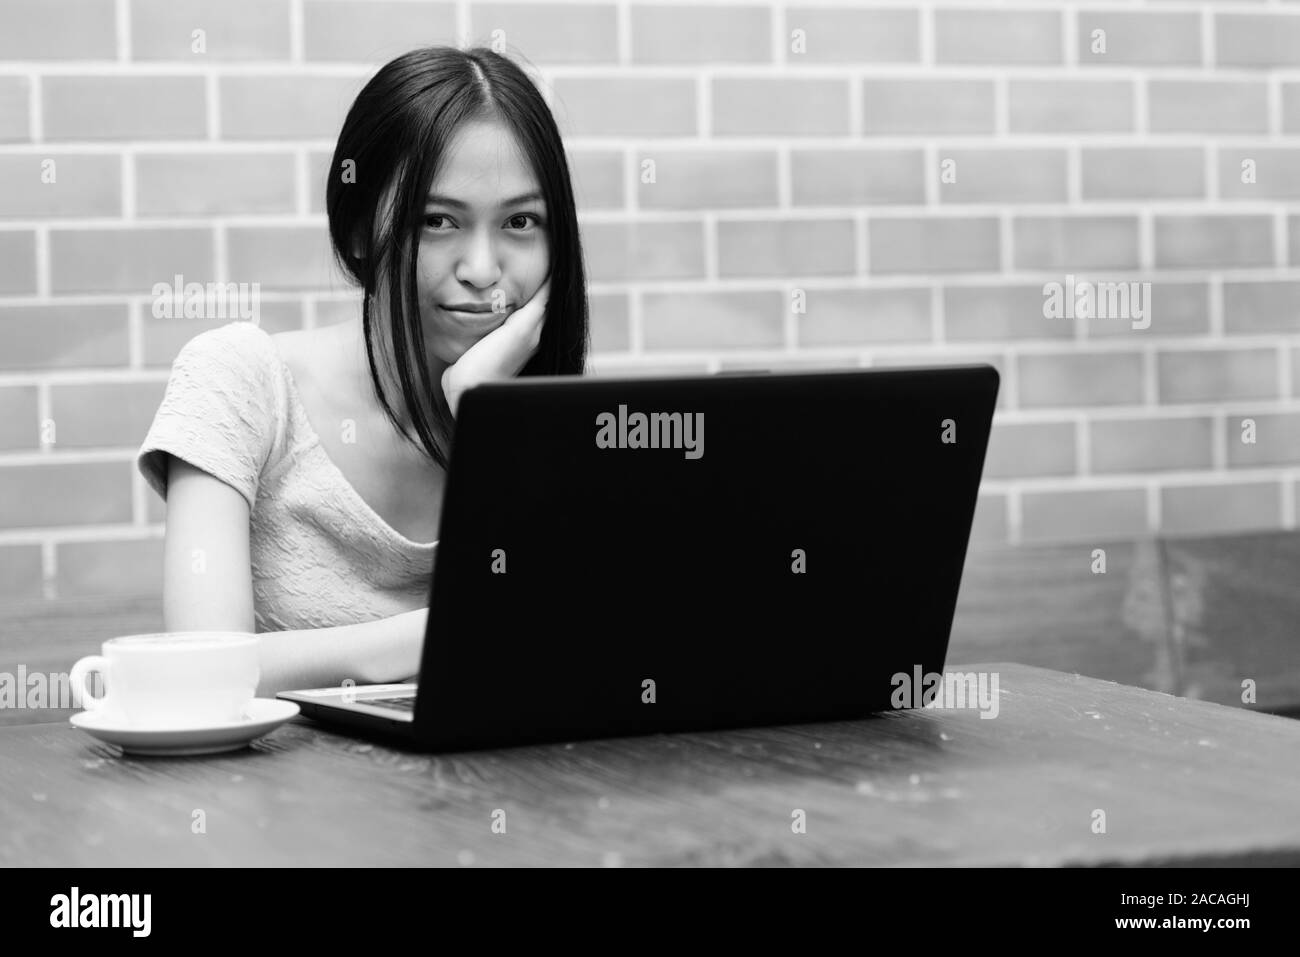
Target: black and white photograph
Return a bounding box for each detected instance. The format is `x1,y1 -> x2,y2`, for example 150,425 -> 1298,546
0,0 -> 1295,910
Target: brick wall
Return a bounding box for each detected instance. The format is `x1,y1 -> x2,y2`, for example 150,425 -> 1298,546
2,0 -> 1299,600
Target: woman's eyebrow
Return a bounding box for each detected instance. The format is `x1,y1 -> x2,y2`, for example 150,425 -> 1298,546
425,191 -> 544,208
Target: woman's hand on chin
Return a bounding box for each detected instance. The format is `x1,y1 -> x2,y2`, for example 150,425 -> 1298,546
441,275 -> 551,418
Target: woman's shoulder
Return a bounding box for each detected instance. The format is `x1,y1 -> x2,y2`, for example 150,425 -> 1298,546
178,319 -> 278,370
137,322 -> 293,509
172,320 -> 292,409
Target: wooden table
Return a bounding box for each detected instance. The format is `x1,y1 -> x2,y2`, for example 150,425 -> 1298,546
1,663 -> 1298,867
3,530 -> 1298,865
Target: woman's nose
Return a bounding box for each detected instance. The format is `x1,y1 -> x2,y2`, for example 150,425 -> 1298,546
455,231 -> 503,285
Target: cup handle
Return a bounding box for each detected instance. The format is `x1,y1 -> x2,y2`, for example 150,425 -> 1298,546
69,655 -> 110,711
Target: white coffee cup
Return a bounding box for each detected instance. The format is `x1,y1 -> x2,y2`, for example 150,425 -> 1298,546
69,632 -> 260,728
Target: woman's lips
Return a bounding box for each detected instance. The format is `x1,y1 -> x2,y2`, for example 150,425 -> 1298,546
440,305 -> 511,315
440,305 -> 512,327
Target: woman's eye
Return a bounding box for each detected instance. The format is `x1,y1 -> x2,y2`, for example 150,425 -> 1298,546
423,213 -> 543,231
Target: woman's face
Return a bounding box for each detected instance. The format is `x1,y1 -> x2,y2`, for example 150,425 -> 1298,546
415,118 -> 551,364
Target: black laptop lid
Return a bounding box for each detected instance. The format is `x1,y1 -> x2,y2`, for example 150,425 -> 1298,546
415,364 -> 999,752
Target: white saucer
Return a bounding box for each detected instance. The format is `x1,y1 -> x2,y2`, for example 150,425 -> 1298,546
69,699 -> 300,756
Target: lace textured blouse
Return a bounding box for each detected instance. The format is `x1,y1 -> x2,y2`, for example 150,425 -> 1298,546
137,320 -> 438,633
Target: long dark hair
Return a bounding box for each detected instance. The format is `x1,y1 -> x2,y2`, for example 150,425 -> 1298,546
326,46 -> 589,469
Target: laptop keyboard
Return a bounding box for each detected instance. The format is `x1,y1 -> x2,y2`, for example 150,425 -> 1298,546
362,696 -> 416,711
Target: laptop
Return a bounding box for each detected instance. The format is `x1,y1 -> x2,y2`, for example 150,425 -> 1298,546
278,363 -> 1000,752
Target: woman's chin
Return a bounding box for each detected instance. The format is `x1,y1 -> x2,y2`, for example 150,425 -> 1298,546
442,335 -> 482,362
427,325 -> 497,366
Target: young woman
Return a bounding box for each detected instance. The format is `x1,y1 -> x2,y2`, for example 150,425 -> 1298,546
136,47 -> 590,696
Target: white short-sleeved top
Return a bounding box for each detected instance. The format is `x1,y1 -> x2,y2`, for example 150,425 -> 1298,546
137,320 -> 438,633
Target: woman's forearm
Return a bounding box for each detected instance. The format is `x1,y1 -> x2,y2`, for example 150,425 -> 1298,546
253,607 -> 429,697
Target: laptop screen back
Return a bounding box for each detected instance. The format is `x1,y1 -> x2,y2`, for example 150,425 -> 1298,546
414,365 -> 999,751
